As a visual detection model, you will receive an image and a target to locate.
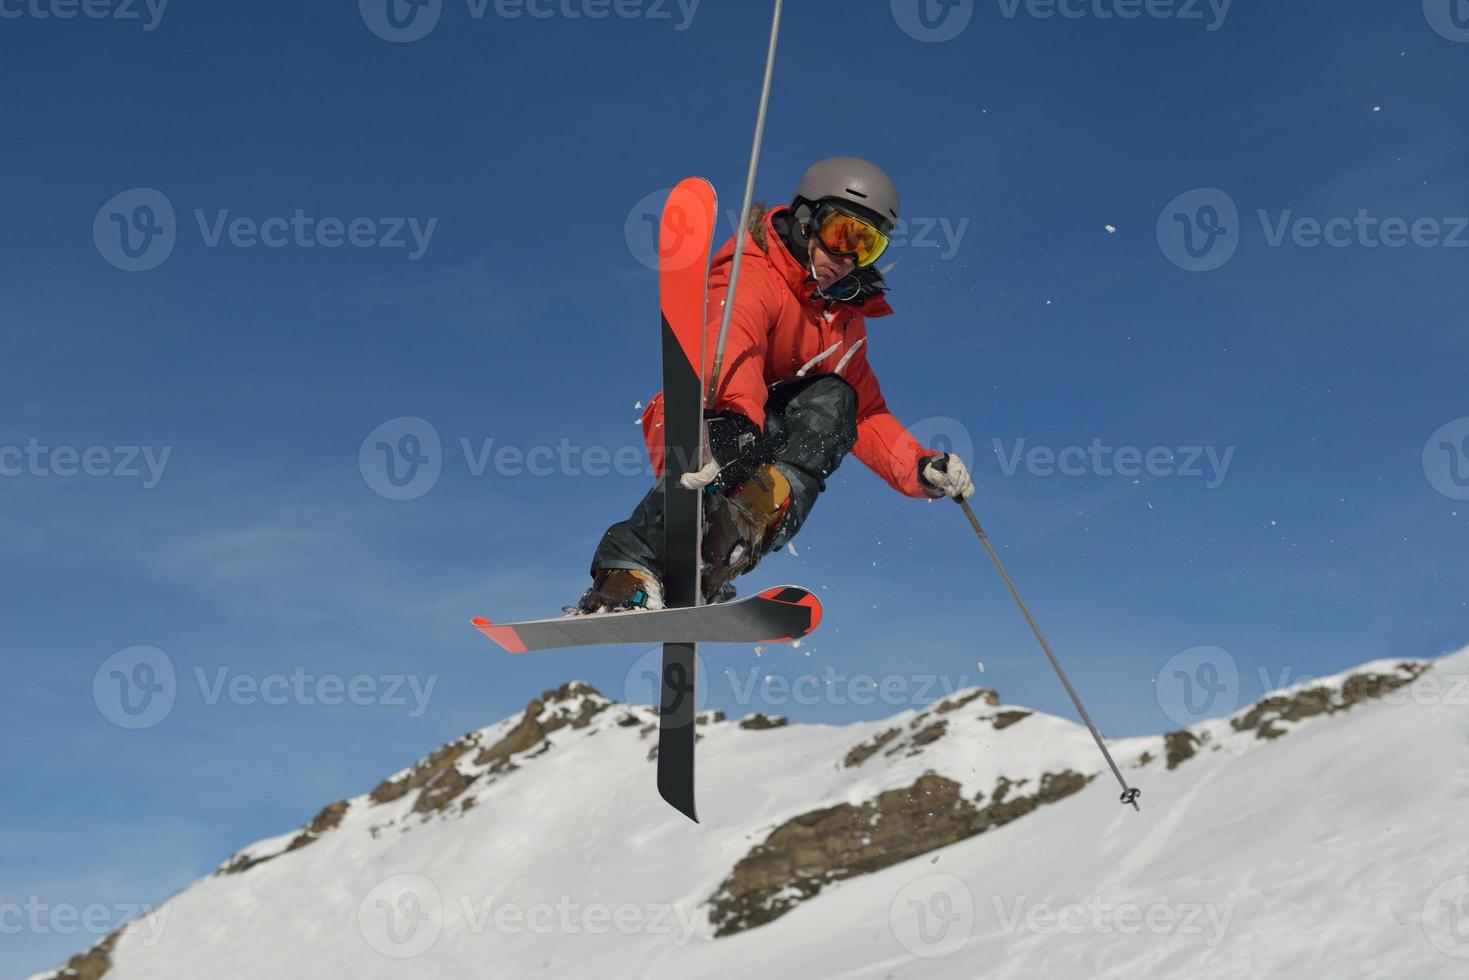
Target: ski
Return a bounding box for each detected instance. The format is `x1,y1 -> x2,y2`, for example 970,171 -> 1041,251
471,585 -> 822,653
657,176 -> 718,822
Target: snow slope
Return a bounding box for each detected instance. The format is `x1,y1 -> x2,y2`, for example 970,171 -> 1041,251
39,648 -> 1469,980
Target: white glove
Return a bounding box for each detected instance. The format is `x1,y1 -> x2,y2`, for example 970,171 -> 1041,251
920,453 -> 975,500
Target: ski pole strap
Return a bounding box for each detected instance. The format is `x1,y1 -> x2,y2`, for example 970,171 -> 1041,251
956,499 -> 1142,813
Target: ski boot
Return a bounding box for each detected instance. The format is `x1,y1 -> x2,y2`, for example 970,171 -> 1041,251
701,462 -> 793,605
566,567 -> 665,615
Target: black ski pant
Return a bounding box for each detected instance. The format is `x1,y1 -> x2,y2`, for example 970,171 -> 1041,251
589,373 -> 860,581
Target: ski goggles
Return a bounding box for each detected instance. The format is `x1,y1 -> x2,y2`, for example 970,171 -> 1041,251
811,203 -> 890,268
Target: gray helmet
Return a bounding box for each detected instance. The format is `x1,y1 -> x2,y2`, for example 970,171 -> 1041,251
793,156 -> 901,232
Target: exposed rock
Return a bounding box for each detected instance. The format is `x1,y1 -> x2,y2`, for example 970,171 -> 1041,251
843,727 -> 900,768
992,710 -> 1032,730
218,800 -> 353,876
936,689 -> 999,713
697,710 -> 727,726
1136,750 -> 1155,768
739,713 -> 789,730
903,719 -> 949,751
708,769 -> 1092,936
1231,663 -> 1429,740
1164,730 -> 1203,769
49,928 -> 120,980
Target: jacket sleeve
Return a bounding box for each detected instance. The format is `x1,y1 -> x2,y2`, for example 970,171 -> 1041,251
843,330 -> 942,499
702,245 -> 777,429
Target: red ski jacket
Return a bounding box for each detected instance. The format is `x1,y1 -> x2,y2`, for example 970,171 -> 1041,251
642,205 -> 939,498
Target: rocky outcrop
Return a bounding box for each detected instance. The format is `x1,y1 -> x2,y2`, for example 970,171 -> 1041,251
49,928 -> 120,980
1165,730 -> 1203,770
992,710 -> 1032,730
843,727 -> 901,768
1231,663 -> 1429,740
739,713 -> 788,730
708,769 -> 1092,936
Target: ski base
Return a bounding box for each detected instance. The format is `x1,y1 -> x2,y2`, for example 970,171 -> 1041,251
471,585 -> 821,654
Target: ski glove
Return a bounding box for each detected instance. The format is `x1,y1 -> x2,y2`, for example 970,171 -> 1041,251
919,453 -> 975,500
679,411 -> 765,491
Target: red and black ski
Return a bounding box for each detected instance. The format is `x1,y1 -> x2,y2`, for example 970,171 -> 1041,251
657,177 -> 717,822
471,585 -> 822,653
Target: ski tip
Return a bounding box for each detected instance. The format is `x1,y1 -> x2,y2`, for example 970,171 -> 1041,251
755,585 -> 823,640
470,618 -> 528,654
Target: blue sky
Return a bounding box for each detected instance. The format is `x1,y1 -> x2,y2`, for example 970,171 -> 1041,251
4,0 -> 1468,974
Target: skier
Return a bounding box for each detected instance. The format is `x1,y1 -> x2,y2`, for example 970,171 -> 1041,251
572,157 -> 975,614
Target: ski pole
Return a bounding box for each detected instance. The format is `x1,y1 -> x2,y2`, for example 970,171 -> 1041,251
956,498 -> 1142,812
706,0 -> 784,409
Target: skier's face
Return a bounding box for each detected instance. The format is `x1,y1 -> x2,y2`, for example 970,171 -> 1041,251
807,234 -> 856,289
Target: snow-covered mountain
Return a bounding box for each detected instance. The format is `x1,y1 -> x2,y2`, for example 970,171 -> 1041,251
41,647 -> 1469,980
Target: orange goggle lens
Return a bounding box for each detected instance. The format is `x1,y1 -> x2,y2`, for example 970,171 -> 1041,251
815,208 -> 889,267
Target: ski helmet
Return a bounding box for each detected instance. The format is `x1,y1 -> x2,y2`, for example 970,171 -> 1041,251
793,157 -> 900,233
